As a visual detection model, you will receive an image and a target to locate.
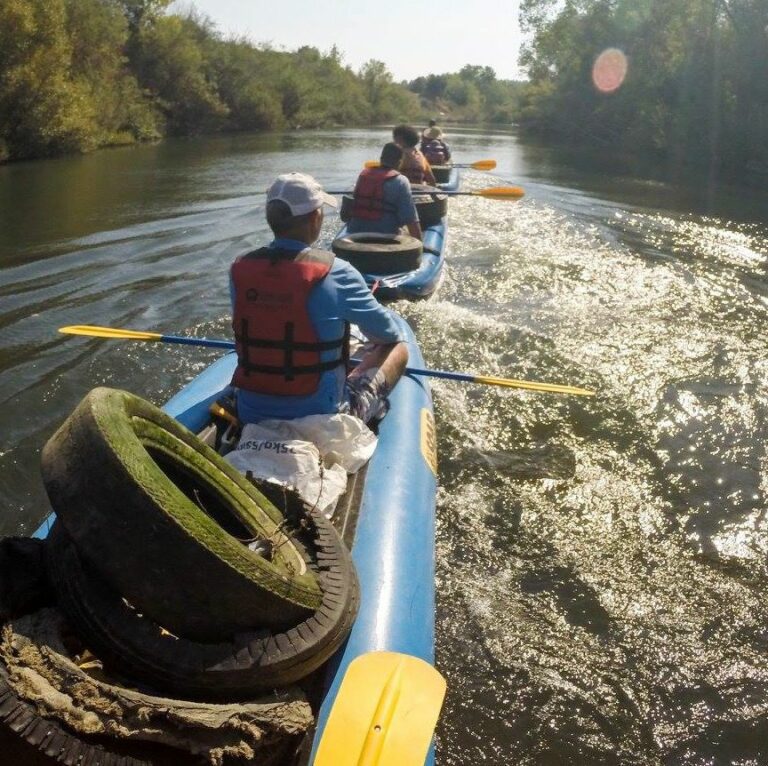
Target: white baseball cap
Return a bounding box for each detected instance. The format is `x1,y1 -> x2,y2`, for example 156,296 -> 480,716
266,173 -> 337,215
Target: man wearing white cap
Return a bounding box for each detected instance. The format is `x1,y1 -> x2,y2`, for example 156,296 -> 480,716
230,173 -> 408,424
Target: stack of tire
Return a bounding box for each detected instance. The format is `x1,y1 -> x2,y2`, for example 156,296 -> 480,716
39,387 -> 359,700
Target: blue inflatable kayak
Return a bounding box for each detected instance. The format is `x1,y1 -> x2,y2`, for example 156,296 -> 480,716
33,314 -> 438,766
334,219 -> 448,302
438,166 -> 460,192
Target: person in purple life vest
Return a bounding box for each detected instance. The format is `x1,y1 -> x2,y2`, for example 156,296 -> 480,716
346,142 -> 423,241
230,173 -> 408,424
420,126 -> 452,167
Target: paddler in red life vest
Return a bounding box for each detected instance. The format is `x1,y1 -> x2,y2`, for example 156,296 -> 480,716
392,124 -> 437,186
420,126 -> 452,166
346,142 -> 423,240
230,173 -> 408,425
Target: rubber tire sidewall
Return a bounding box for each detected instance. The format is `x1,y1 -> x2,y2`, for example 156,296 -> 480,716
47,513 -> 360,700
332,233 -> 422,275
411,184 -> 448,226
41,387 -> 322,641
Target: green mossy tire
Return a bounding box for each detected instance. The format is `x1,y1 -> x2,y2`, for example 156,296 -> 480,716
47,506 -> 359,699
41,387 -> 322,641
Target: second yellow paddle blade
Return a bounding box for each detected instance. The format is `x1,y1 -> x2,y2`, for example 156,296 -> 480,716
59,325 -> 163,341
474,186 -> 525,199
470,159 -> 497,170
314,652 -> 446,766
475,374 -> 595,396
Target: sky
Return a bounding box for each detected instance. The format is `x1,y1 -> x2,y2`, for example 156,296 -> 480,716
174,0 -> 524,82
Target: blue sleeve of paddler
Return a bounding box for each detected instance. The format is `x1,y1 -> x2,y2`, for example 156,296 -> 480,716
390,175 -> 418,226
331,260 -> 406,344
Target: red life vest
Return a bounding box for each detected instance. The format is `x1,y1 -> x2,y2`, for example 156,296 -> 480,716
231,247 -> 348,397
350,167 -> 398,220
399,148 -> 429,184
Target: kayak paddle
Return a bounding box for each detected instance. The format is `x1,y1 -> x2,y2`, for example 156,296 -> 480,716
326,186 -> 524,200
59,325 -> 595,396
365,159 -> 497,171
313,651 -> 446,766
59,324 -> 235,349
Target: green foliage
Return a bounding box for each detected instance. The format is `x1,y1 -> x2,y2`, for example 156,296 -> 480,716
1,0 -> 509,162
408,66 -> 523,124
518,0 -> 768,177
134,14 -> 228,134
360,59 -> 419,122
0,0 -> 96,158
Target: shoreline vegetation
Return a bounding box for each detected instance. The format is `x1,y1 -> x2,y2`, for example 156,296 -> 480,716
0,0 -> 522,164
516,0 -> 768,185
4,0 -> 763,188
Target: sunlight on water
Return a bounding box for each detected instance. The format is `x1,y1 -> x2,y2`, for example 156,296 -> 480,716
400,170 -> 768,764
2,132 -> 768,763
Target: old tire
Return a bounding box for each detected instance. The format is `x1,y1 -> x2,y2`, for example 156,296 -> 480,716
431,165 -> 452,184
41,387 -> 322,641
411,185 -> 448,226
0,663 -> 193,766
332,233 -> 422,275
47,511 -> 359,699
339,191 -> 447,227
339,194 -> 354,223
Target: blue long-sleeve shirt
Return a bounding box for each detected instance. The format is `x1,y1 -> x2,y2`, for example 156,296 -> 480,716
230,238 -> 405,422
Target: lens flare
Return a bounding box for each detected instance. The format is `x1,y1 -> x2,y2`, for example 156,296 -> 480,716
592,48 -> 628,93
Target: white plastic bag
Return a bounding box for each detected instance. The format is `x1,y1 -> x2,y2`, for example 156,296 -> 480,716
224,414 -> 377,517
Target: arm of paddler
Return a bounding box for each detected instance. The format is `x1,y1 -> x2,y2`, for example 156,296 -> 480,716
333,261 -> 408,419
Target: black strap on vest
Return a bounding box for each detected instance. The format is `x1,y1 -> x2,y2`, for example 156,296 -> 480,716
235,246 -> 348,381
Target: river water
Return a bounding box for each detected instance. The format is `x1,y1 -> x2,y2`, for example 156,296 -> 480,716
2,128 -> 768,764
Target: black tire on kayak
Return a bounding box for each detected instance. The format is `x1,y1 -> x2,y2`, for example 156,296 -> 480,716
0,663 -> 193,766
40,387 -> 322,642
410,184 -> 448,226
339,194 -> 354,223
431,165 -> 452,184
47,510 -> 359,699
332,232 -> 422,275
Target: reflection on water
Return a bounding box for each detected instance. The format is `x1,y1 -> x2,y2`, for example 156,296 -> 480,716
2,128 -> 768,764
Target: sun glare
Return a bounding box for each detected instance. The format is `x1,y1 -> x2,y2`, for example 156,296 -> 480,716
592,48 -> 628,93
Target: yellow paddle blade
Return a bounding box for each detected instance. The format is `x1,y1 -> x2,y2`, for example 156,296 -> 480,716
474,374 -> 595,396
314,652 -> 446,766
472,186 -> 525,200
364,160 -> 381,168
470,159 -> 496,170
59,325 -> 163,342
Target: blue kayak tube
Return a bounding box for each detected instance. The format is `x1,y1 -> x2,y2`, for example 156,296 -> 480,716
32,314 -> 439,766
438,166 -> 460,192
335,219 -> 448,302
